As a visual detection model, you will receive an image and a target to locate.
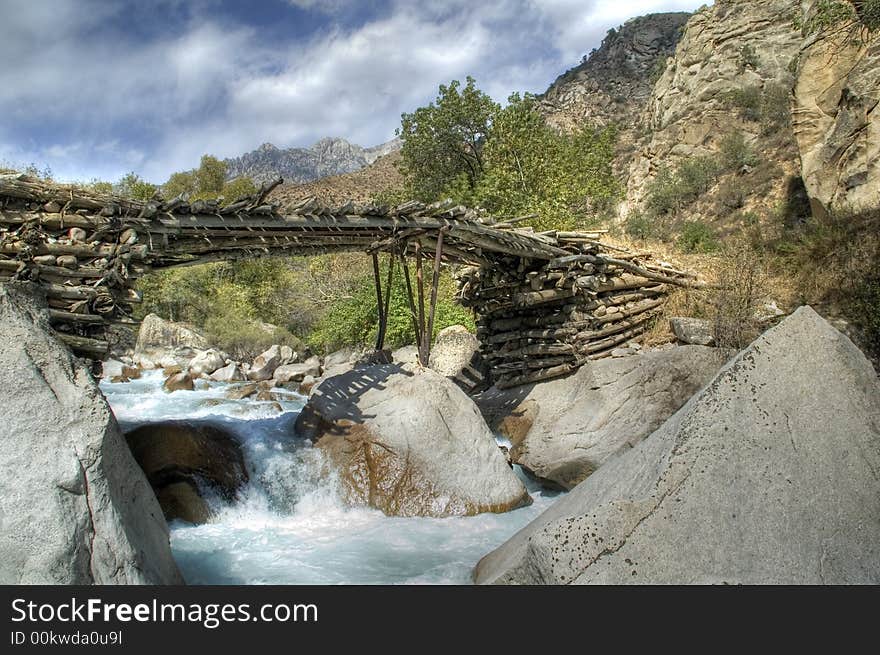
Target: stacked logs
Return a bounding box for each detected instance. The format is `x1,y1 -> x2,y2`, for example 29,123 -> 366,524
458,238 -> 702,389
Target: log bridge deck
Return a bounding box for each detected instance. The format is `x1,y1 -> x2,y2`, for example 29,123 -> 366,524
0,174 -> 702,388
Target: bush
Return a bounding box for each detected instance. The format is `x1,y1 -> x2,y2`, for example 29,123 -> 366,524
677,221 -> 720,253
760,82 -> 791,134
645,156 -> 719,216
718,181 -> 746,210
713,241 -> 764,350
719,132 -> 758,171
726,86 -> 762,122
205,314 -> 304,362
624,212 -> 657,240
739,44 -> 760,71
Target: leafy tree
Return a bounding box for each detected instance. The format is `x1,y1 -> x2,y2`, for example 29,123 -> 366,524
398,77 -> 499,201
794,0 -> 879,38
195,155 -> 226,195
222,176 -> 258,203
474,93 -> 618,230
164,170 -> 197,198
117,172 -> 157,200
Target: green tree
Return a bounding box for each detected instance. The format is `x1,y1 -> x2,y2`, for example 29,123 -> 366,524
163,170 -> 197,198
222,176 -> 258,203
195,155 -> 226,196
117,172 -> 157,200
398,77 -> 499,201
474,93 -> 618,230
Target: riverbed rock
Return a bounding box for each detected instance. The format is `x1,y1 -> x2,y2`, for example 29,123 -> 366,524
475,307 -> 880,584
0,282 -> 182,584
124,421 -> 249,525
187,349 -> 226,377
225,382 -> 259,400
392,345 -> 419,365
477,346 -> 722,489
135,313 -> 209,366
210,362 -> 246,383
428,325 -> 487,392
274,357 -> 321,385
163,371 -> 194,393
669,317 -> 715,346
323,347 -> 360,369
295,364 -> 531,517
248,345 -> 282,381
298,375 -> 317,395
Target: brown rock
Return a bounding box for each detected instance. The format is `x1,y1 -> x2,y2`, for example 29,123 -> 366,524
225,382 -> 258,400
163,372 -> 194,393
124,421 -> 249,525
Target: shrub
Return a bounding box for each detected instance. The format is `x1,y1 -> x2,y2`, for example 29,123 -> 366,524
739,44 -> 760,71
645,156 -> 719,216
719,132 -> 758,171
726,86 -> 762,122
713,241 -> 764,350
677,220 -> 720,253
760,82 -> 791,134
624,212 -> 657,240
205,314 -> 304,362
718,181 -> 746,210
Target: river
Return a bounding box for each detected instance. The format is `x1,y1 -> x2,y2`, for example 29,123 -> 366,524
100,371 -> 559,584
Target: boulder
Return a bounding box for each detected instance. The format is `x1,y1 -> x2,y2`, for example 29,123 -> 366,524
163,372 -> 194,393
225,382 -> 258,400
134,314 -> 208,358
273,357 -> 321,385
187,349 -> 226,377
295,364 -> 531,517
475,307 -> 880,584
0,283 -> 182,584
669,317 -> 715,346
248,345 -> 282,381
209,362 -> 245,383
101,358 -> 126,379
323,347 -> 359,369
392,344 -> 419,365
124,421 -> 249,525
428,325 -> 487,392
298,375 -> 317,395
477,346 -> 722,489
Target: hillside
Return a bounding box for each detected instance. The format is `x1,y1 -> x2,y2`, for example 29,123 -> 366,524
270,150 -> 404,209
225,136 -> 401,186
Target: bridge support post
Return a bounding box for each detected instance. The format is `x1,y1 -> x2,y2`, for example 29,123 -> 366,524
376,251 -> 394,351
414,242 -> 427,366
424,227 -> 446,366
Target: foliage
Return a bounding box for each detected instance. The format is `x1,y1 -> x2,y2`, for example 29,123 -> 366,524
725,85 -> 762,122
713,241 -> 764,350
794,0 -> 880,37
738,44 -> 760,71
759,82 -> 792,135
677,220 -> 720,253
117,172 -> 157,200
397,77 -> 499,201
162,155 -> 257,206
397,81 -> 619,230
645,156 -> 719,216
624,211 -> 658,240
473,93 -> 618,230
719,132 -> 758,171
307,260 -> 474,354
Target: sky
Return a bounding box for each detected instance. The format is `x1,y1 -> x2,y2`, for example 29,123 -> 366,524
0,0 -> 706,183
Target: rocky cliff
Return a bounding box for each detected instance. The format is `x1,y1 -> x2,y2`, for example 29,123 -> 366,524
539,12 -> 689,178
625,0 -> 805,221
793,15 -> 880,215
225,136 -> 401,185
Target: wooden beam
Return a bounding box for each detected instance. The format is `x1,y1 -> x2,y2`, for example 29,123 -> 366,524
400,247 -> 421,355
424,227 -> 445,366
415,241 -> 427,366
371,252 -> 384,351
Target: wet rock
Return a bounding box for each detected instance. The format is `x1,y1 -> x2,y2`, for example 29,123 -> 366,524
209,362 -> 246,383
163,372 -> 194,393
0,282 -> 182,584
124,421 -> 249,525
225,382 -> 258,400
296,364 -> 530,518
475,307 -> 880,584
187,349 -> 226,377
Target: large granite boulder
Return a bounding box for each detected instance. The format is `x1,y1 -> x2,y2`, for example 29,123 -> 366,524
248,345 -> 282,381
187,349 -> 226,377
792,20 -> 879,215
295,364 -> 530,517
477,346 -> 722,489
475,307 -> 880,584
0,283 -> 182,584
134,313 -> 209,366
124,421 -> 249,525
428,325 -> 487,392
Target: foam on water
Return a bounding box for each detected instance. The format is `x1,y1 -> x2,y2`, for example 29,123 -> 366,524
101,371 -> 559,585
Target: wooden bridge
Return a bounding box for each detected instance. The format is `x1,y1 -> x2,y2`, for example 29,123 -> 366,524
0,174 -> 700,388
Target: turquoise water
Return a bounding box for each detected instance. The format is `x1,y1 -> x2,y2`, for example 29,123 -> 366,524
101,371 -> 558,584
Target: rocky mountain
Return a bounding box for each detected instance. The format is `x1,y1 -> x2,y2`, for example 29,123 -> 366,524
624,0 -> 805,220
225,136 -> 401,185
538,12 -> 690,178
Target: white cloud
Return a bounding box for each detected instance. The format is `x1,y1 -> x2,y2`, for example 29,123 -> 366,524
1,0 -> 709,182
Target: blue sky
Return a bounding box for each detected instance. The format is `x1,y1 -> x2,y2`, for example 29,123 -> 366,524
0,0 -> 705,183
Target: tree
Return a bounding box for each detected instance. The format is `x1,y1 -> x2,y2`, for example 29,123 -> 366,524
163,170 -> 197,198
473,94 -> 618,230
117,172 -> 157,200
195,155 -> 226,195
222,176 -> 258,203
398,77 -> 499,202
